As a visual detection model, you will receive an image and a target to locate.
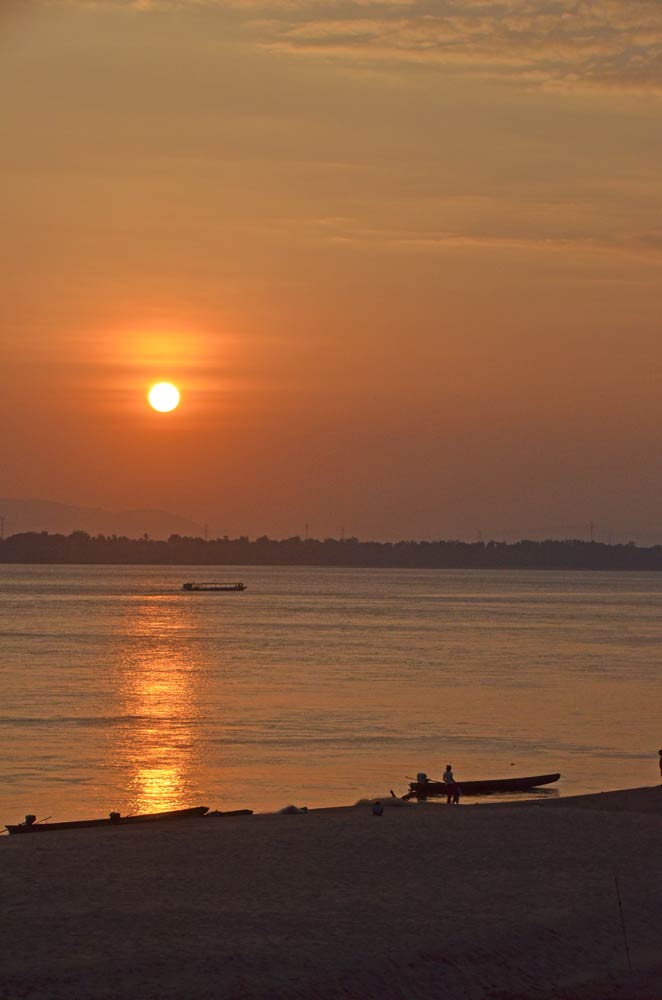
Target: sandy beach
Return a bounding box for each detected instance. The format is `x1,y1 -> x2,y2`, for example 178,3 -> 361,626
2,787 -> 662,1000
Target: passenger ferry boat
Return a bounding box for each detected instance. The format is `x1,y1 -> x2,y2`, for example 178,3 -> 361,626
182,582 -> 246,592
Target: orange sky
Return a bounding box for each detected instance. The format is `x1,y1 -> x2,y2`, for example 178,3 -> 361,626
2,0 -> 662,542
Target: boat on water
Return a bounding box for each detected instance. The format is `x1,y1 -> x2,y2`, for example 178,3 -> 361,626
182,582 -> 246,592
403,772 -> 560,799
6,805 -> 209,835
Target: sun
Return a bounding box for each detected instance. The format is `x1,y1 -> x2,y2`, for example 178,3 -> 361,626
148,382 -> 180,413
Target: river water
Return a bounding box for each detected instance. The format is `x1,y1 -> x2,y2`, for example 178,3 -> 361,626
0,564 -> 659,821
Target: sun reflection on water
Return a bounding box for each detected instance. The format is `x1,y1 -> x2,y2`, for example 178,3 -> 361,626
113,597 -> 204,814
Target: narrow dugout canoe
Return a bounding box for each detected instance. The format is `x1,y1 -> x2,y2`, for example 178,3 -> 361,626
5,805 -> 209,835
404,772 -> 561,799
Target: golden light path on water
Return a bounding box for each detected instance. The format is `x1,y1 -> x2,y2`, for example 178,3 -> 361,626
3,565 -> 662,822
114,596 -> 203,814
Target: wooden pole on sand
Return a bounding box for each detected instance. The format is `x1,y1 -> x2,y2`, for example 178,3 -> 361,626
613,870 -> 633,974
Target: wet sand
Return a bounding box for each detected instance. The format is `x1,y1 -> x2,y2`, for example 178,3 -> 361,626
2,786 -> 662,999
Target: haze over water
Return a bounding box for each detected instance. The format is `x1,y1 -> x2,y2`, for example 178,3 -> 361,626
1,564 -> 659,822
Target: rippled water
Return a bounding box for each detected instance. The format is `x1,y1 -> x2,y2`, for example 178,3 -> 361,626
1,564 -> 660,821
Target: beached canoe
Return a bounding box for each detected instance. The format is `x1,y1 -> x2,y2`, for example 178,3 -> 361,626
404,772 -> 560,799
207,809 -> 253,817
5,805 -> 209,835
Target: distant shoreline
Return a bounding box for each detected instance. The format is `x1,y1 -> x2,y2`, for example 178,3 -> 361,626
1,530 -> 662,570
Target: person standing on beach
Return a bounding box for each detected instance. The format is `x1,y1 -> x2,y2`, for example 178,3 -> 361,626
443,764 -> 458,805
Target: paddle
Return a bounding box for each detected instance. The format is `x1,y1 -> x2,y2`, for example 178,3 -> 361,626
406,775 -> 444,784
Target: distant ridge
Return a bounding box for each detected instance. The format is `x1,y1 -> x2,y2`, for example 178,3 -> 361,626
0,498 -> 203,541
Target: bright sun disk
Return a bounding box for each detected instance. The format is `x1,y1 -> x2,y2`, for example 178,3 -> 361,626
148,382 -> 180,412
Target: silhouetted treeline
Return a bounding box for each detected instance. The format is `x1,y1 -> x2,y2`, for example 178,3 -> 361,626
0,530 -> 660,570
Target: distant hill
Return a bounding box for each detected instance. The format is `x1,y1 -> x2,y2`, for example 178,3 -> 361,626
0,498 -> 203,540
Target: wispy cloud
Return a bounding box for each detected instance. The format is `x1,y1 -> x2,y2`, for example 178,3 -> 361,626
263,213 -> 662,263
263,1 -> 662,92
55,0 -> 662,91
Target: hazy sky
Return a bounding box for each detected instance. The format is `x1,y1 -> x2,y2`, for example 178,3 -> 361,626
2,0 -> 662,541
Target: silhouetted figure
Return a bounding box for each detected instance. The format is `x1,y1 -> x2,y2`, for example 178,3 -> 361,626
372,801 -> 384,816
443,764 -> 458,804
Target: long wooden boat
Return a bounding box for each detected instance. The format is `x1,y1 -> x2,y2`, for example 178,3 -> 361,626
404,772 -> 560,799
182,582 -> 246,592
207,809 -> 253,817
5,805 -> 209,835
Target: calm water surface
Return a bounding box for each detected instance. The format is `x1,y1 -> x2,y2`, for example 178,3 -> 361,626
1,565 -> 660,821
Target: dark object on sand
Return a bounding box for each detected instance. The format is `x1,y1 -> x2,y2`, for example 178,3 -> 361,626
182,582 -> 246,592
206,809 -> 254,817
403,773 -> 560,800
5,805 -> 209,835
